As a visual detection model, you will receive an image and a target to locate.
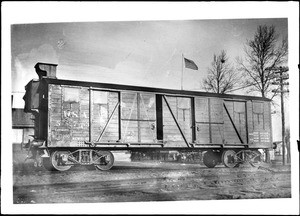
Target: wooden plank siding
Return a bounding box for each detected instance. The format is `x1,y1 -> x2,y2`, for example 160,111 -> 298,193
46,81 -> 272,149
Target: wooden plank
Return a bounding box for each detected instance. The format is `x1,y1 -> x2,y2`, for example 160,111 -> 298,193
101,129 -> 119,139
121,93 -> 137,99
50,109 -> 62,115
210,98 -> 223,123
49,103 -> 62,107
50,94 -> 62,99
195,97 -> 209,123
211,124 -> 224,144
253,101 -> 264,113
93,127 -> 119,132
50,115 -> 62,121
140,121 -> 156,140
72,133 -> 90,138
139,93 -> 156,120
50,98 -> 61,104
50,90 -> 61,94
50,89 -> 62,95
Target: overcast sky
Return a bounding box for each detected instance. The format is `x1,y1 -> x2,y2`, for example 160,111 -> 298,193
11,18 -> 288,92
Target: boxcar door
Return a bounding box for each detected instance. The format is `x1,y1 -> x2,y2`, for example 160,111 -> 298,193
195,97 -> 224,144
163,96 -> 192,147
121,92 -> 156,143
92,90 -> 119,142
223,100 -> 247,145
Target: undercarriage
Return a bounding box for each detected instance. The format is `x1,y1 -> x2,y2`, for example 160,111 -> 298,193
24,140 -> 264,171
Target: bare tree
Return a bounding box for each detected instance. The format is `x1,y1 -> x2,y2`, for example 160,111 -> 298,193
202,50 -> 240,94
237,25 -> 288,98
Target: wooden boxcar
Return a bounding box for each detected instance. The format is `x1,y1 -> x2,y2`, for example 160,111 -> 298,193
23,63 -> 273,171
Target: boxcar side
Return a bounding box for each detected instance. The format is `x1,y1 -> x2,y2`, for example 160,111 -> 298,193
47,82 -> 272,149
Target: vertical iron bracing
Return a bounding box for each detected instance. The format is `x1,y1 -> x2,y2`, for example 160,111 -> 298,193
155,94 -> 163,141
137,93 -> 141,142
89,87 -> 92,142
269,102 -> 273,148
245,101 -> 249,144
191,97 -> 196,142
46,81 -> 49,144
118,91 -> 121,141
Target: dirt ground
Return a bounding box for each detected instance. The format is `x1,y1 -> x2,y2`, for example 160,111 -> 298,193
12,145 -> 291,204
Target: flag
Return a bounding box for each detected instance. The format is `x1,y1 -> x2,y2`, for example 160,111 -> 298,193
184,57 -> 198,70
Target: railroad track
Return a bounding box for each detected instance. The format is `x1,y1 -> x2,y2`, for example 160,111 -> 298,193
13,168 -> 291,203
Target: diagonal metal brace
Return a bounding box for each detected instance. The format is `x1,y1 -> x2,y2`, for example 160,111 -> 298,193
162,95 -> 191,148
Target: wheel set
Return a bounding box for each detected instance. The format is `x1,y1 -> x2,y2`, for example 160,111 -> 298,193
42,149 -> 115,171
203,149 -> 262,168
203,150 -> 222,168
222,150 -> 239,168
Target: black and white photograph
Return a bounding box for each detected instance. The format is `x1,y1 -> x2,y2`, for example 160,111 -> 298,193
2,2 -> 299,215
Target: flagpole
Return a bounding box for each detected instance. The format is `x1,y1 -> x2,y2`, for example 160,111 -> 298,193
181,53 -> 184,90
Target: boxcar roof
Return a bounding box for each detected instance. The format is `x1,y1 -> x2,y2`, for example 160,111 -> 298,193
43,78 -> 271,102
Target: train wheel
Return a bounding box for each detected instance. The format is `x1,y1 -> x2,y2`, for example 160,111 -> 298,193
249,150 -> 262,167
42,158 -> 55,171
203,151 -> 220,168
222,150 -> 238,168
50,151 -> 72,171
95,150 -> 114,171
